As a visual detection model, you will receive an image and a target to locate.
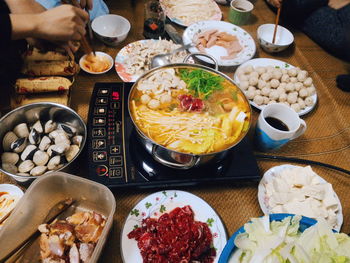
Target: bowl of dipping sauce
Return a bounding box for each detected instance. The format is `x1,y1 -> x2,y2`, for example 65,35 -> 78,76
257,24 -> 294,53
91,14 -> 131,46
79,51 -> 113,74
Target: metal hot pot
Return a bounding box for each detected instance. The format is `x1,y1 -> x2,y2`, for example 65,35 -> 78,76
128,54 -> 252,169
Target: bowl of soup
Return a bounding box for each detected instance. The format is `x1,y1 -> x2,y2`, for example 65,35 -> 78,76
128,64 -> 252,169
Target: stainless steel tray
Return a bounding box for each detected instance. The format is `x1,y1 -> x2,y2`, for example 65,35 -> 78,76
0,172 -> 116,262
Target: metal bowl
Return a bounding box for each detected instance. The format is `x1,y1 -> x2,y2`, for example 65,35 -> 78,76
0,103 -> 86,183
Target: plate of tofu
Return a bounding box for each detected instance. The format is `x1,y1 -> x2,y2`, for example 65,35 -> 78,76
258,164 -> 343,231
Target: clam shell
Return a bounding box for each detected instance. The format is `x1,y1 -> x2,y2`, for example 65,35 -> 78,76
21,145 -> 37,161
33,150 -> 49,166
29,128 -> 41,145
3,131 -> 18,152
13,123 -> 29,138
47,156 -> 64,170
32,120 -> 43,134
18,160 -> 35,173
2,163 -> 18,174
54,135 -> 71,146
30,165 -> 47,176
65,145 -> 79,162
1,152 -> 19,165
49,130 -> 69,140
58,124 -> 76,137
72,135 -> 83,148
44,120 -> 57,134
10,137 -> 27,153
38,136 -> 52,151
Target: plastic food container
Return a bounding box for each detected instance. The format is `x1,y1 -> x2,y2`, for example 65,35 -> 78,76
0,172 -> 116,262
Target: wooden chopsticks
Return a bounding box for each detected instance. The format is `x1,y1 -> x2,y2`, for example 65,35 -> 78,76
272,6 -> 282,44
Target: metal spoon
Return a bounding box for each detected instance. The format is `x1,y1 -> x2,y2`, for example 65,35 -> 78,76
151,43 -> 194,68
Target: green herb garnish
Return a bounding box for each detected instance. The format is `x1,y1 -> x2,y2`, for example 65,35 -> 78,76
179,69 -> 224,100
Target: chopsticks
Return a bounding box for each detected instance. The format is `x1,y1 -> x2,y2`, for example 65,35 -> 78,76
272,5 -> 282,44
0,198 -> 75,263
61,0 -> 95,56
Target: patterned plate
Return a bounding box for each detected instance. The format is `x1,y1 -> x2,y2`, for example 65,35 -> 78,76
160,0 -> 222,27
121,190 -> 227,263
183,20 -> 256,66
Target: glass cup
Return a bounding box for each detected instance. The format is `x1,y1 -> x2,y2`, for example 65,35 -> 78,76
143,0 -> 166,39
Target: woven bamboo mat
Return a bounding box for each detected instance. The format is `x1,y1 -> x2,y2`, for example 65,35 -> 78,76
0,1 -> 349,262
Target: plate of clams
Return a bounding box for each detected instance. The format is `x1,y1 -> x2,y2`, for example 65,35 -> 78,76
0,103 -> 86,182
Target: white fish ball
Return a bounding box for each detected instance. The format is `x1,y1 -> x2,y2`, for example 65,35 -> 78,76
261,72 -> 272,82
240,80 -> 249,90
297,71 -> 307,82
276,87 -> 285,95
255,90 -> 261,96
305,96 -> 314,106
160,94 -> 172,104
265,82 -> 271,89
301,70 -> 309,77
141,94 -> 151,104
307,86 -> 316,96
272,69 -> 282,80
261,87 -> 271,96
287,93 -> 298,104
290,77 -> 298,83
249,76 -> 259,86
246,90 -> 255,100
269,90 -> 279,100
256,66 -> 266,75
148,99 -> 160,109
291,103 -> 301,112
248,86 -> 256,93
253,95 -> 264,105
285,83 -> 295,92
279,93 -> 287,102
250,71 -> 259,79
298,98 -> 306,109
238,73 -> 249,82
243,65 -> 254,74
288,68 -> 297,77
270,79 -> 280,88
303,77 -> 313,87
278,82 -> 287,89
299,88 -> 308,98
258,79 -> 266,89
294,82 -> 303,91
263,96 -> 270,105
281,74 -> 290,83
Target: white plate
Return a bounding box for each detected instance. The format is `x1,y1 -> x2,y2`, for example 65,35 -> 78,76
121,190 -> 227,263
183,21 -> 256,66
233,58 -> 318,116
79,51 -> 113,75
160,0 -> 222,27
258,164 -> 343,231
0,184 -> 24,226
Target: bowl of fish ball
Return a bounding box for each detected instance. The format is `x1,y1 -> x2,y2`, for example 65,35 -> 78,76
0,102 -> 86,183
257,24 -> 294,53
129,64 -> 251,169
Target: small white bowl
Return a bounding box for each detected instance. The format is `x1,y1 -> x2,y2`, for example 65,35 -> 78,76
257,24 -> 294,53
79,51 -> 113,75
91,14 -> 131,46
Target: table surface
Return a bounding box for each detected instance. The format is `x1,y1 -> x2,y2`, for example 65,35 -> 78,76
1,0 -> 350,262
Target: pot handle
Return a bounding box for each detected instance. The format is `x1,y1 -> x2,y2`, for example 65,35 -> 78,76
184,53 -> 219,71
151,145 -> 199,169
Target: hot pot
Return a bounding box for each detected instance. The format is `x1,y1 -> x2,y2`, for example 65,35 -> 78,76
128,54 -> 252,169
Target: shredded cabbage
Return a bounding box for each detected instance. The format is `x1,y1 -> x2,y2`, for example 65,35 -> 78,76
230,215 -> 350,263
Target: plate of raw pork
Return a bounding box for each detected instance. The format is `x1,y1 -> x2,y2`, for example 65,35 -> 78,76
183,20 -> 256,66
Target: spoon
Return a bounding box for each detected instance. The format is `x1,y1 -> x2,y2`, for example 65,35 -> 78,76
151,43 -> 194,68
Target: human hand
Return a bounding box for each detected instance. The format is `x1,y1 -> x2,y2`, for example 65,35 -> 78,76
328,0 -> 350,9
267,0 -> 282,8
34,5 -> 89,41
79,0 -> 93,10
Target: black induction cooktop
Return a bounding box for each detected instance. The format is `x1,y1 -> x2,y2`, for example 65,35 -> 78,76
86,82 -> 260,189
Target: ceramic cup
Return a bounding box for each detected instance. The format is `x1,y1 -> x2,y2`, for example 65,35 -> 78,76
255,103 -> 307,151
229,0 -> 254,25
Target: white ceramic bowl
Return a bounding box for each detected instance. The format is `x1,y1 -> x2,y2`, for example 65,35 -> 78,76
91,14 -> 131,46
79,51 -> 113,74
257,24 -> 294,53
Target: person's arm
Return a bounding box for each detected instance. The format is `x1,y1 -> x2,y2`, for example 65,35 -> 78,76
4,0 -> 45,13
10,5 -> 88,41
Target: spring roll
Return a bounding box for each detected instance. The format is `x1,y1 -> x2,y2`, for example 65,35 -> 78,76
15,77 -> 72,94
22,47 -> 70,61
21,61 -> 79,76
